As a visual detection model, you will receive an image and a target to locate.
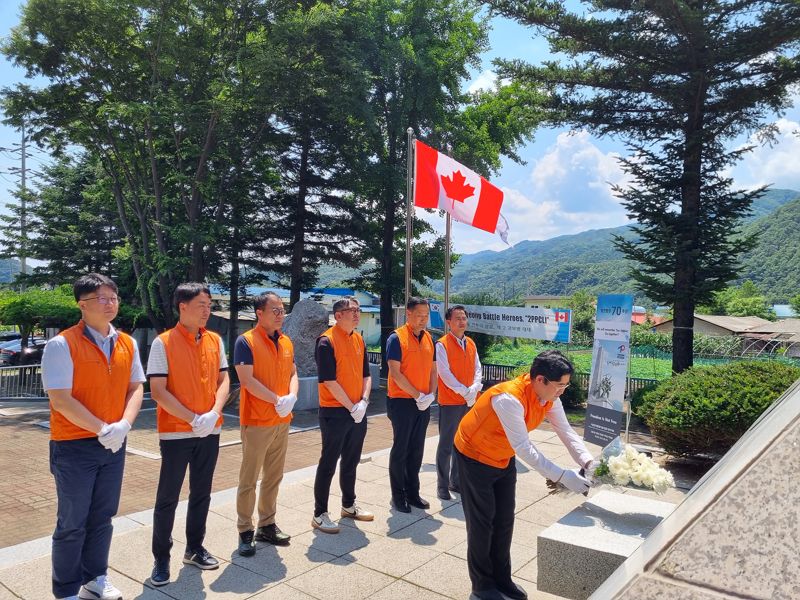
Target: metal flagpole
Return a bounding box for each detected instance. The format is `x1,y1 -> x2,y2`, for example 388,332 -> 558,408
444,212 -> 451,335
405,127 -> 414,308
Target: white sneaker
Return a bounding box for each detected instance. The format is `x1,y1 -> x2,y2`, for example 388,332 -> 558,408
311,512 -> 340,534
78,575 -> 122,600
57,597 -> 78,600
341,504 -> 375,522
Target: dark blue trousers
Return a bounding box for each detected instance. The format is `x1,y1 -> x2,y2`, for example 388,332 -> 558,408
50,438 -> 125,598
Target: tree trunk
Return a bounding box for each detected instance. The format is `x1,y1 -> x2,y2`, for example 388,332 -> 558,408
289,135 -> 311,310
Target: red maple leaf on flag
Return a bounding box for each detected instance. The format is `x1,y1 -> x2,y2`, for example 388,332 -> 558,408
440,170 -> 475,203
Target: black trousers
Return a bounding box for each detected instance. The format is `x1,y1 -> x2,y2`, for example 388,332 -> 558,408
152,435 -> 220,560
387,397 -> 430,500
455,447 -> 517,593
313,407 -> 368,517
436,403 -> 468,493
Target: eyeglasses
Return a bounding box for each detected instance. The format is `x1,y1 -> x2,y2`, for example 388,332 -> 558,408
82,296 -> 120,305
339,307 -> 359,316
544,377 -> 570,390
270,307 -> 286,316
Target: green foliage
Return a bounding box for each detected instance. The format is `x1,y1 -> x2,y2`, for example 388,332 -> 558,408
558,372 -> 587,410
738,197 -> 800,302
697,280 -> 776,320
0,287 -> 80,342
566,290 -> 595,339
638,361 -> 800,458
791,294 -> 800,317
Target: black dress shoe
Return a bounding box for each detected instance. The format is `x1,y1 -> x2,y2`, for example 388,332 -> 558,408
183,546 -> 219,570
497,580 -> 528,600
148,558 -> 170,586
255,523 -> 291,546
391,497 -> 411,513
238,529 -> 256,556
470,589 -> 504,600
437,489 -> 452,500
407,495 -> 430,509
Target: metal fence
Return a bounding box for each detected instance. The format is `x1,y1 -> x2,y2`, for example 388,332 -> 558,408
0,364 -> 46,400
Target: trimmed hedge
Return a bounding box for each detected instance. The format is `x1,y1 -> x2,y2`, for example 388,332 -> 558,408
638,360 -> 800,458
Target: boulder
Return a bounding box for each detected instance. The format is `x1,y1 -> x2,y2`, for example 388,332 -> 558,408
282,299 -> 329,376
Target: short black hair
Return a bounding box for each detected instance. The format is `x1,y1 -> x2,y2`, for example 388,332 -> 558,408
174,282 -> 211,312
332,296 -> 358,314
530,350 -> 574,381
253,291 -> 282,312
406,296 -> 429,310
73,273 -> 118,301
445,305 -> 467,320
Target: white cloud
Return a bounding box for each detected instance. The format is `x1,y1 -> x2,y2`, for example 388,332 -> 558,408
724,118 -> 800,190
467,70 -> 497,94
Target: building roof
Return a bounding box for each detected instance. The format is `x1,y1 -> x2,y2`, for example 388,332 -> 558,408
656,314 -> 772,333
744,318 -> 800,336
631,314 -> 667,326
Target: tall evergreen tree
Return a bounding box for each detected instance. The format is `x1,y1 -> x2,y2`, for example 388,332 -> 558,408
490,0 -> 800,372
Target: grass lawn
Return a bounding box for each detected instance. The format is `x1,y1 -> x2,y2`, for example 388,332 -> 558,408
483,341 -> 673,380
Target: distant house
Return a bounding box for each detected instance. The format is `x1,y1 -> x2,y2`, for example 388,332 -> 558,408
741,319 -> 800,358
522,294 -> 569,309
773,304 -> 798,318
653,314 -> 772,336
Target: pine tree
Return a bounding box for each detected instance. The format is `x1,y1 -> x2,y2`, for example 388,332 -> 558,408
490,0 -> 800,372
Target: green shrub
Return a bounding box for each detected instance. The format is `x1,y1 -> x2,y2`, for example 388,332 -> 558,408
630,382 -> 659,415
639,361 -> 800,458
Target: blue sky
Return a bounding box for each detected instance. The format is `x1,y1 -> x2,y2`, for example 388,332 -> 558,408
1,2 -> 799,257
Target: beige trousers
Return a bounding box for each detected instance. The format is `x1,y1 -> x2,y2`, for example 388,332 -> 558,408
236,423 -> 290,532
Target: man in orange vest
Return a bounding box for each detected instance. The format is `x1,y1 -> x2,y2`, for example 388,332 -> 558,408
42,273 -> 145,600
386,296 -> 437,513
233,291 -> 298,555
311,296 -> 375,534
146,283 -> 230,587
454,350 -> 594,600
435,305 -> 482,500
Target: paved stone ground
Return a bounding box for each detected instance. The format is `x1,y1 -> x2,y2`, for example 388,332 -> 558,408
0,431 -> 692,600
0,393 -> 693,600
0,390 -> 418,550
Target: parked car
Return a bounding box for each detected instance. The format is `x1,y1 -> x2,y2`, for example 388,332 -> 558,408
0,331 -> 21,342
0,338 -> 47,366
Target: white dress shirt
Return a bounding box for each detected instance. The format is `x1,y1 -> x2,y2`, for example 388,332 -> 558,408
435,334 -> 482,396
491,393 -> 593,481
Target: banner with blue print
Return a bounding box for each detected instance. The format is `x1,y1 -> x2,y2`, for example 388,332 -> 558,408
584,294 -> 634,446
429,302 -> 572,343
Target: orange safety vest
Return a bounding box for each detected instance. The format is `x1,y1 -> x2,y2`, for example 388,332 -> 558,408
387,323 -> 435,399
437,333 -> 478,406
454,374 -> 553,469
155,323 -> 223,433
51,321 -> 135,441
239,327 -> 294,426
318,326 -> 366,408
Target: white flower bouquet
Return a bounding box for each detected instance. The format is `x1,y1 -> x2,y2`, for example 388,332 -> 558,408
588,436 -> 675,495
546,436 -> 675,496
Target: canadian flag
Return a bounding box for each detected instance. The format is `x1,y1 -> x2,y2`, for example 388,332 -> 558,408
414,140 -> 505,235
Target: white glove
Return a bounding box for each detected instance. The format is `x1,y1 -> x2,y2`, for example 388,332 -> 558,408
559,468 -> 591,495
415,393 -> 435,411
191,410 -> 219,437
350,400 -> 367,423
275,393 -> 298,418
98,419 -> 131,453
465,383 -> 482,407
